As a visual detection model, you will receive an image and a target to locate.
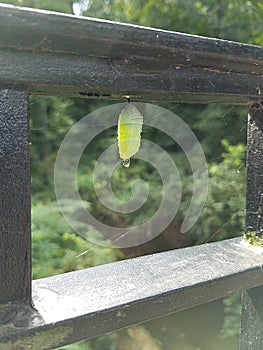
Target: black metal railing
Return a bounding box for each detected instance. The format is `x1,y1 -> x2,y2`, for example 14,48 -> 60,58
0,4 -> 262,349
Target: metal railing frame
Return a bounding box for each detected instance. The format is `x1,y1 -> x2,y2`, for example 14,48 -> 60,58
0,4 -> 262,349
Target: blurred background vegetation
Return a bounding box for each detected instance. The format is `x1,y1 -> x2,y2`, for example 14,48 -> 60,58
4,0 -> 263,349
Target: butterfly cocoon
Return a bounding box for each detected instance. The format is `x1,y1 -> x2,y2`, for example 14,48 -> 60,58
117,104 -> 143,162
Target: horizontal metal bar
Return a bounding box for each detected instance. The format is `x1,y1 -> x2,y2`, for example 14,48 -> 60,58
1,237 -> 263,349
0,4 -> 263,104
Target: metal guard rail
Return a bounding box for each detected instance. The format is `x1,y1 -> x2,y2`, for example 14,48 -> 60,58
0,4 -> 263,349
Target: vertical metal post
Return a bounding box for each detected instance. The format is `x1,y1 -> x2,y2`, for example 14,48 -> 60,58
240,102 -> 263,350
240,287 -> 263,350
0,88 -> 31,305
245,102 -> 263,234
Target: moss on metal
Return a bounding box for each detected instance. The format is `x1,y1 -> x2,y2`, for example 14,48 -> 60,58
243,231 -> 263,247
1,326 -> 72,350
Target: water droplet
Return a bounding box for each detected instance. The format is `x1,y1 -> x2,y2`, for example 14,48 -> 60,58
122,158 -> 130,168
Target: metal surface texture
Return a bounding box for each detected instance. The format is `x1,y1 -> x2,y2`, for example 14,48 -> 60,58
1,237 -> 263,349
240,286 -> 263,350
0,4 -> 262,103
0,87 -> 31,305
240,102 -> 263,350
246,102 -> 263,234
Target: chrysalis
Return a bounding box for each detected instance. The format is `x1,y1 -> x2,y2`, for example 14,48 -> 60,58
117,104 -> 143,167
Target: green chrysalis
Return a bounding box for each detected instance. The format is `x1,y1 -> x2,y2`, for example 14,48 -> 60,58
117,104 -> 143,167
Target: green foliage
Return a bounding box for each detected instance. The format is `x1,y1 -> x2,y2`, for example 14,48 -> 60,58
56,340 -> 93,350
221,292 -> 241,338
190,139 -> 246,244
30,97 -> 116,203
87,333 -> 118,350
189,139 -> 246,243
191,105 -> 247,161
30,97 -> 75,202
78,158 -> 162,229
32,201 -> 122,279
3,0 -> 74,13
